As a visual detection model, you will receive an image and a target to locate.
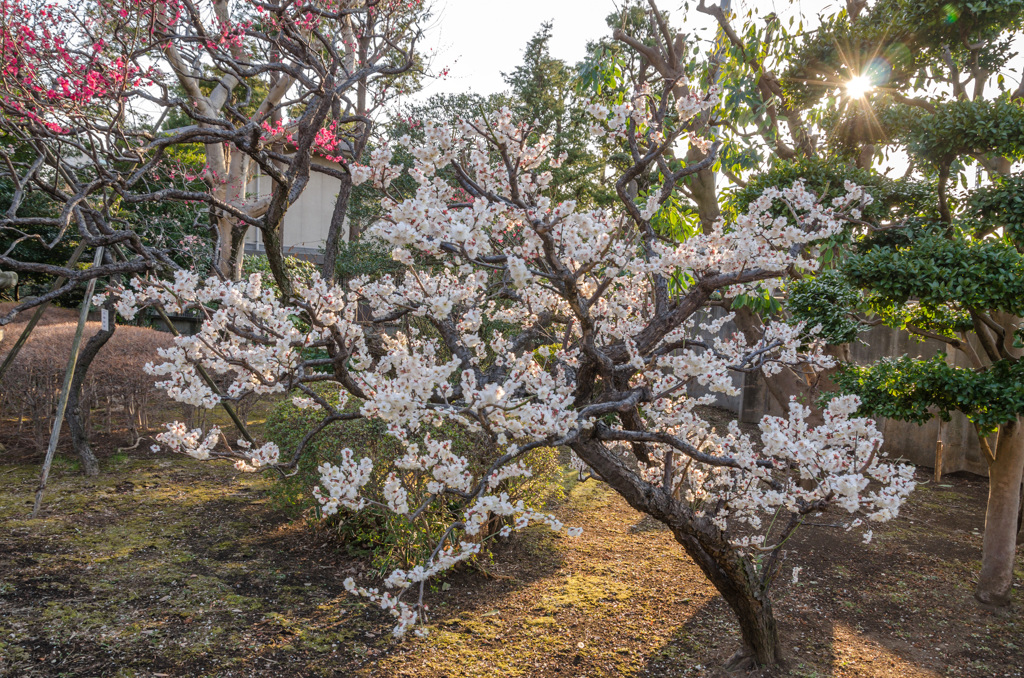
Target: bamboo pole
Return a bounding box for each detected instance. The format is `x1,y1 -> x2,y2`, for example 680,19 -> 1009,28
32,246 -> 104,517
0,242 -> 87,382
103,243 -> 255,445
152,306 -> 255,444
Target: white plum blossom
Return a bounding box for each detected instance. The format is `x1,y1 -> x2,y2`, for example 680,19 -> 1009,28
112,96 -> 910,641
154,422 -> 221,460
640,192 -> 662,221
315,449 -> 375,514
233,440 -> 281,472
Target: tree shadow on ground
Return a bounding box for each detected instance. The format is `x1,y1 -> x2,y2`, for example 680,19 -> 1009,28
0,454 -> 570,678
638,470 -> 1020,678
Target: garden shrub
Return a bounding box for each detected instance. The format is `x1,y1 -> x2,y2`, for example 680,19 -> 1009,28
264,385 -> 564,576
0,302 -> 79,342
334,237 -> 405,285
242,254 -> 318,292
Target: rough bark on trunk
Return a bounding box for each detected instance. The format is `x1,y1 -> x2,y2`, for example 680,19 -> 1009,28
261,225 -> 294,298
1016,473 -> 1023,538
320,171 -> 355,283
66,389 -> 99,477
668,523 -> 780,668
976,417 -> 1024,606
570,437 -> 782,668
65,311 -> 116,476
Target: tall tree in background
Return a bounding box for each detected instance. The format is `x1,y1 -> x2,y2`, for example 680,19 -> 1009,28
504,23 -> 612,206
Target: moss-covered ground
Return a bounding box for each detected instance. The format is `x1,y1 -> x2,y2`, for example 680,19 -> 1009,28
0,451 -> 1021,677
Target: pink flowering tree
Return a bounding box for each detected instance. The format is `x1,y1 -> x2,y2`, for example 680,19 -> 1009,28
105,73 -> 916,665
0,0 -> 174,314
0,0 -> 424,474
0,0 -> 426,311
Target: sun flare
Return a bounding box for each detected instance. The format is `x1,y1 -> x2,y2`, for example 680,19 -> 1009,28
846,75 -> 874,99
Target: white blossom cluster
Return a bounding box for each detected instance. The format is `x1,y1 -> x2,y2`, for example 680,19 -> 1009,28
153,422 -> 221,460
109,96 -> 913,638
636,393 -> 916,547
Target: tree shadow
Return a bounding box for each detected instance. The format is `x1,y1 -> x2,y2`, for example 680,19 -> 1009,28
637,471 -> 1010,677
1,456 -> 574,678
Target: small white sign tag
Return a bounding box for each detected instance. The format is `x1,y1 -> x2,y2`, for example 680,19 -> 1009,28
101,308 -> 111,332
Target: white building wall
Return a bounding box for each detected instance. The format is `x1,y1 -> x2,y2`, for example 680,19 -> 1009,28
244,156 -> 348,261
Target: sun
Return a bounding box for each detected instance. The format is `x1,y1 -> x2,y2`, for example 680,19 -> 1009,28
846,75 -> 874,99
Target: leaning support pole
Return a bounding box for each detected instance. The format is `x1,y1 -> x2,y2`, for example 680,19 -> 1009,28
103,242 -> 256,445
32,246 -> 104,518
152,306 -> 255,445
0,242 -> 87,382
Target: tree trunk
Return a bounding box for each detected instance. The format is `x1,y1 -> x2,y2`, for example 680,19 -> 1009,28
686,148 -> 720,234
320,171 -> 355,283
212,213 -> 249,281
261,224 -> 293,298
65,306 -> 117,477
668,524 -> 780,668
66,388 -> 99,477
1016,472 -> 1023,538
570,437 -> 782,668
976,416 -> 1024,606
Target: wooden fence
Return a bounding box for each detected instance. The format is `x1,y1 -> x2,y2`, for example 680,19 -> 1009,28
696,313 -> 989,476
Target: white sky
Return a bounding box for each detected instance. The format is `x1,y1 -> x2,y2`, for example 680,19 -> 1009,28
418,0 -> 636,97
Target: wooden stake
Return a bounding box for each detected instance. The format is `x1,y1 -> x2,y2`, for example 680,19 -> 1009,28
32,247 -> 103,518
934,440 -> 944,483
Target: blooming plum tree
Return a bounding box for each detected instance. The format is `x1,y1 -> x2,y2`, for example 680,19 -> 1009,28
605,0 -> 1024,608
105,83 -> 916,667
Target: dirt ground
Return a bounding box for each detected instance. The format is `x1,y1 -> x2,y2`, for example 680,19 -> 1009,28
1,448 -> 1022,678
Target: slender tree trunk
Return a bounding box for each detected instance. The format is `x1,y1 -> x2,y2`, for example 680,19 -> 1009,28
65,310 -> 116,476
320,172 -> 355,283
976,417 -> 1024,606
214,214 -> 232,278
66,388 -> 99,476
213,212 -> 249,281
687,148 -> 720,234
229,220 -> 248,280
261,224 -> 293,298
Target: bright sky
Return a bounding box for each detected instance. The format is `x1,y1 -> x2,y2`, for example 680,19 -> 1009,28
418,0 -> 633,97
414,0 -> 839,100
411,0 -> 1023,183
